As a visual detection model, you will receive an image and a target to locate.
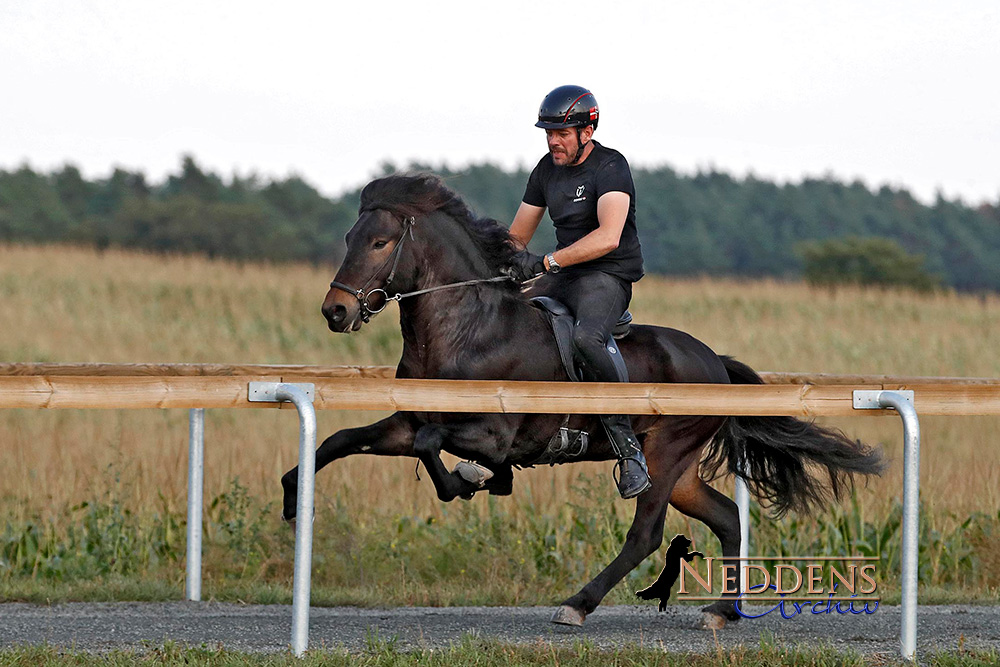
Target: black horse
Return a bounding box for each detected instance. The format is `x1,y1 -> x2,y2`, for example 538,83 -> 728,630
281,173 -> 884,628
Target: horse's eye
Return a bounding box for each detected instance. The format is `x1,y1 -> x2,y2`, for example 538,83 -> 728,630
373,240 -> 388,250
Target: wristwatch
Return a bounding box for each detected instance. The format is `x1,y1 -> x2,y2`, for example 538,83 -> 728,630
545,252 -> 561,273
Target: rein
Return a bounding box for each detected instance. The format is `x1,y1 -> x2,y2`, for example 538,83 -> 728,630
329,214 -> 513,322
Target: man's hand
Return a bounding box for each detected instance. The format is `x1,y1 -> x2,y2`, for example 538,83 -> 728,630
507,249 -> 546,282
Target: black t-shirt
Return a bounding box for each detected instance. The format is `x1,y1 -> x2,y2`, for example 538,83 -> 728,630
522,141 -> 643,282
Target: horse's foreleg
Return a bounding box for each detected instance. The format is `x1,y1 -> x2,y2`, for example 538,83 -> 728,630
281,412 -> 416,522
669,462 -> 743,628
411,424 -> 486,502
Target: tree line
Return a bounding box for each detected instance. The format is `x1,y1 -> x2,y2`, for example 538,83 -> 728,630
1,155 -> 998,291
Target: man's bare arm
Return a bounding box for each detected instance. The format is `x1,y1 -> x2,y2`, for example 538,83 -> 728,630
545,191 -> 629,270
509,202 -> 545,249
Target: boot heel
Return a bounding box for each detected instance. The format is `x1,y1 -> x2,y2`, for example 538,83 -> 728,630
615,457 -> 652,499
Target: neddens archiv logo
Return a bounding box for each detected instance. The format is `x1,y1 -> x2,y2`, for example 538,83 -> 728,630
677,555 -> 880,619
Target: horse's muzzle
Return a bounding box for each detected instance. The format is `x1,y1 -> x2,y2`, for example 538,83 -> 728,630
322,295 -> 362,333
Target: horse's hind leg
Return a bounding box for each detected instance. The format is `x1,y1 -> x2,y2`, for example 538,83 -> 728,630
554,487 -> 671,625
281,412 -> 416,522
554,429 -> 706,626
669,461 -> 743,628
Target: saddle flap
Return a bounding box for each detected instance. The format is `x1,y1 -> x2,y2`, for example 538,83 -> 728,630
530,297 -> 580,382
529,296 -> 630,383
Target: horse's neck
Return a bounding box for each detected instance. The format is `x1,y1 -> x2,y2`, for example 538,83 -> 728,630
395,213 -> 559,379
416,209 -> 507,283
398,220 -> 498,350
398,286 -> 505,352
397,288 -> 552,380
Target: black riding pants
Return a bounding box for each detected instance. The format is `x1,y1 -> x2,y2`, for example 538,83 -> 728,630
533,270 -> 632,383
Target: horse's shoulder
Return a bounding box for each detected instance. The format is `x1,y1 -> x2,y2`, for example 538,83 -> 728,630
395,358 -> 419,379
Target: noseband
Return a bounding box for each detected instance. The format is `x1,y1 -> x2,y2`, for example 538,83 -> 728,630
329,213 -> 512,323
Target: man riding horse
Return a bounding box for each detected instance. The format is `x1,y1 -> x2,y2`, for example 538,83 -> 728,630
507,85 -> 651,500
303,162 -> 884,628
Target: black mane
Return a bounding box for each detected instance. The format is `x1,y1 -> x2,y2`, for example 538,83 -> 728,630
359,173 -> 518,276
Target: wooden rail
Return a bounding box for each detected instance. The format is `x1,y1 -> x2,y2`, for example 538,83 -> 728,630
0,363 -> 395,378
1,371 -> 998,415
3,362 -> 999,386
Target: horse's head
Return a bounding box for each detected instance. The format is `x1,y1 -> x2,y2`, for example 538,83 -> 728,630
322,173 -> 519,333
321,208 -> 415,332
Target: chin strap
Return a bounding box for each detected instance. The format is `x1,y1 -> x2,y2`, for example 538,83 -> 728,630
570,128 -> 590,165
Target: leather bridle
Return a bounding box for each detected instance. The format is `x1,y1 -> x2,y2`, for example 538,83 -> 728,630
328,213 -> 512,323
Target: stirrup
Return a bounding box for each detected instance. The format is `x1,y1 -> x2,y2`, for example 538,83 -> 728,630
613,456 -> 651,499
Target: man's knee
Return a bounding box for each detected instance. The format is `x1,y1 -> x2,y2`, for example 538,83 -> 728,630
571,326 -> 606,359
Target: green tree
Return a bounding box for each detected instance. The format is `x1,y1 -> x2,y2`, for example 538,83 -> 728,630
798,236 -> 941,292
0,165 -> 72,241
2,156 -> 999,292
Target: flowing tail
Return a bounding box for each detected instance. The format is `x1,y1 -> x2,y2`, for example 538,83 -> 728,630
701,356 -> 887,517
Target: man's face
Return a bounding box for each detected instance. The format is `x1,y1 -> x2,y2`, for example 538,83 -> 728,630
545,126 -> 592,166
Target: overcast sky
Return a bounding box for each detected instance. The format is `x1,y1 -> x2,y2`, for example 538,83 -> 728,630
2,1 -> 997,206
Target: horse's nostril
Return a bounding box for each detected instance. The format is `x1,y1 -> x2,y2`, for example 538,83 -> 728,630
323,303 -> 348,324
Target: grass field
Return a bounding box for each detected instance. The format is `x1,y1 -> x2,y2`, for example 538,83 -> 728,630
2,636 -> 998,667
3,637 -> 997,667
1,244 -> 999,606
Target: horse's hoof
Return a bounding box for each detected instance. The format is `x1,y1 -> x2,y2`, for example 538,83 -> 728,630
551,605 -> 586,627
698,612 -> 728,630
453,461 -> 493,487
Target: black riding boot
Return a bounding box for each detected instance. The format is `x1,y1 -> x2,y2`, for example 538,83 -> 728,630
600,414 -> 651,499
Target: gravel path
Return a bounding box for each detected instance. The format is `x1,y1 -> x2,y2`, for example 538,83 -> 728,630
1,602 -> 998,657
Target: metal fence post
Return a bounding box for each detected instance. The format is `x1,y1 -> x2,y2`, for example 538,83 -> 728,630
247,382 -> 317,657
879,391 -> 921,662
854,389 -> 919,661
186,408 -> 205,602
734,475 -> 750,589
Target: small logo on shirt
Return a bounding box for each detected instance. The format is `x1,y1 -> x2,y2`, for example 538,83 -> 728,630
574,185 -> 586,202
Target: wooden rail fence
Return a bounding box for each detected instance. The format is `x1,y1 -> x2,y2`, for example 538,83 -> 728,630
1,363 -> 998,416
2,361 -> 997,660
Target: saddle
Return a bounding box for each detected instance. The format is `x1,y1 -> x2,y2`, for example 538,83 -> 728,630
524,296 -> 632,466
529,296 -> 631,383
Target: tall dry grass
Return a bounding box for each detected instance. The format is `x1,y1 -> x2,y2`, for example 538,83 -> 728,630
1,244 -> 999,600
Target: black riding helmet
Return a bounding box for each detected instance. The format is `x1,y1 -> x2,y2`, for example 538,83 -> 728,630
536,85 -> 599,130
